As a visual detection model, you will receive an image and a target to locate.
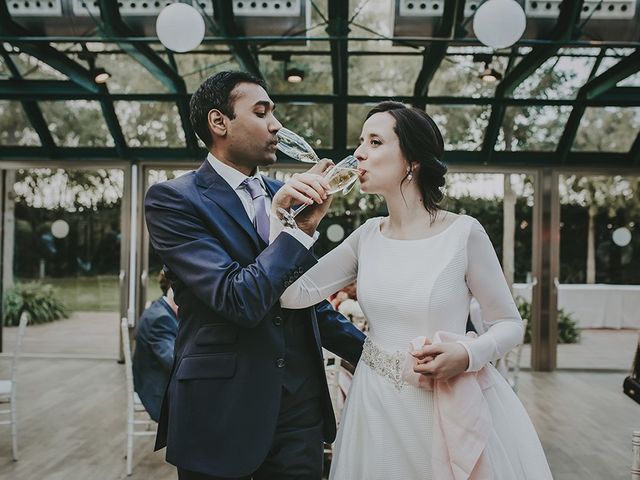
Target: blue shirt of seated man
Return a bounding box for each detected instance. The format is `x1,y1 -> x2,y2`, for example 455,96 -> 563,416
133,274 -> 178,422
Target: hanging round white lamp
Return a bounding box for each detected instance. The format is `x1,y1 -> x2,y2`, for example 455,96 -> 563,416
156,3 -> 206,53
473,0 -> 526,49
612,227 -> 632,247
51,219 -> 70,239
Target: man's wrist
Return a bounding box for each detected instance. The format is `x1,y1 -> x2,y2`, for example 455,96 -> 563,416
298,224 -> 317,237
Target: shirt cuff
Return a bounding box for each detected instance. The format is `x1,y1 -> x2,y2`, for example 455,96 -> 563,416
456,340 -> 475,373
284,227 -> 318,249
269,215 -> 284,244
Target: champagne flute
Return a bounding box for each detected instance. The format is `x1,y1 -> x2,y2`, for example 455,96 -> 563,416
276,127 -> 358,195
277,155 -> 361,228
276,127 -> 320,163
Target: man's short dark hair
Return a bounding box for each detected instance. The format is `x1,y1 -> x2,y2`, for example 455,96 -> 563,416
189,71 -> 266,148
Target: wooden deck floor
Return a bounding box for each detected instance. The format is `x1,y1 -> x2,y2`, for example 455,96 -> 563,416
0,358 -> 636,480
0,315 -> 637,479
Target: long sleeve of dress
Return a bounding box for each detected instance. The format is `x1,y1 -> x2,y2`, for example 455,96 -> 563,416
459,220 -> 524,372
279,221 -> 366,309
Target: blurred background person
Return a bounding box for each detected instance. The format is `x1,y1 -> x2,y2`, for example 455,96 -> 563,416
133,269 -> 178,422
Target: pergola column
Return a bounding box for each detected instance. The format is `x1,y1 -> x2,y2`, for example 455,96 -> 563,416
531,168 -> 560,371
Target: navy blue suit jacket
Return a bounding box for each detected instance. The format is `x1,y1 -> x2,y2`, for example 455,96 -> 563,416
132,297 -> 178,422
144,160 -> 365,477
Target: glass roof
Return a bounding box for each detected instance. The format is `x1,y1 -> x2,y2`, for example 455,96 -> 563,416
175,53 -> 241,93
86,53 -> 171,94
40,100 -> 115,147
496,106 -> 573,152
429,105 -> 491,151
10,53 -> 68,80
573,107 -> 640,152
276,103 -> 333,149
349,55 -> 422,96
0,3 -> 637,167
114,101 -> 186,148
0,101 -> 41,146
512,53 -> 597,100
429,52 -> 508,98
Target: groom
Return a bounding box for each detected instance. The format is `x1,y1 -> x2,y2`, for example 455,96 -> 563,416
145,71 -> 365,480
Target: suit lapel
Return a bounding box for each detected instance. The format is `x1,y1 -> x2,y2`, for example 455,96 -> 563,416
195,161 -> 262,252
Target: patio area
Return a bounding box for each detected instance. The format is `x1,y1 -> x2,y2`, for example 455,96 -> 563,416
0,314 -> 637,479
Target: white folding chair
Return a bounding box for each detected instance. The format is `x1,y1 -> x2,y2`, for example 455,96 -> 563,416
495,318 -> 528,393
0,311 -> 29,461
632,430 -> 640,480
121,318 -> 156,476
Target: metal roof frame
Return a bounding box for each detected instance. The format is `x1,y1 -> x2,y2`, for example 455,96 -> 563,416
0,1 -> 638,169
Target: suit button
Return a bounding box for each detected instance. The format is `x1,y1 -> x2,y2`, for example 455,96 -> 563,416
276,358 -> 285,368
273,316 -> 282,326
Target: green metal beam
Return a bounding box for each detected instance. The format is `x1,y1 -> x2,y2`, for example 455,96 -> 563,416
328,0 -> 350,152
413,0 -> 463,108
3,86 -> 640,107
584,50 -> 640,100
101,101 -> 127,158
481,0 -> 584,159
0,3 -> 128,157
556,104 -> 586,159
20,101 -> 56,155
0,80 -> 88,97
97,0 -> 198,150
557,49 -> 640,162
0,3 -> 100,94
1,34 -> 640,49
1,147 -> 637,169
211,0 -> 262,79
0,45 -> 55,155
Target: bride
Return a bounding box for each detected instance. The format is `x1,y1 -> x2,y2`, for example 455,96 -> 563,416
276,102 -> 553,479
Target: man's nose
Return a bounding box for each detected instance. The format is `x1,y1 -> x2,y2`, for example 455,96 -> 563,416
270,115 -> 283,132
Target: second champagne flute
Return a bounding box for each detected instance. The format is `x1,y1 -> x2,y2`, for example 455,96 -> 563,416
277,155 -> 361,228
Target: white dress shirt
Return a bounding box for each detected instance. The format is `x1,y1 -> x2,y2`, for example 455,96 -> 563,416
207,153 -> 315,249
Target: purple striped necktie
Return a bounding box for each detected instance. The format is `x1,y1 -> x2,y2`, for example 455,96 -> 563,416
242,177 -> 270,244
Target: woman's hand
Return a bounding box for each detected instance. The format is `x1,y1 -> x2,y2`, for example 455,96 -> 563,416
411,342 -> 470,382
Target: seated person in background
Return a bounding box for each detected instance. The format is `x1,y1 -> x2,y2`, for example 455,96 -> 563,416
329,280 -> 357,309
133,270 -> 178,422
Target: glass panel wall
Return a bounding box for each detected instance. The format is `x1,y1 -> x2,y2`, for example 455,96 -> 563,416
3,167 -> 124,357
555,174 -> 640,370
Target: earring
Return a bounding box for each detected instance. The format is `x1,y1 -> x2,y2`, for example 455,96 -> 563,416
407,166 -> 413,182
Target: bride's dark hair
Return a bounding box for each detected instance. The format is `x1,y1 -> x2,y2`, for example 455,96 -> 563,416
366,101 -> 447,218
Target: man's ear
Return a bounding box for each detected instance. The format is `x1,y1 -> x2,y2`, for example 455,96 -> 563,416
208,109 -> 227,138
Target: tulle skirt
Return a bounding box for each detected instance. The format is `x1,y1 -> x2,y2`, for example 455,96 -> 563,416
329,362 -> 553,480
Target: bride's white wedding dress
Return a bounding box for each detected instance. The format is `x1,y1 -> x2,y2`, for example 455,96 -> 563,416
280,215 -> 553,480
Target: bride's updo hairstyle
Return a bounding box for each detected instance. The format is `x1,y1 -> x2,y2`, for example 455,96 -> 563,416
365,101 -> 447,217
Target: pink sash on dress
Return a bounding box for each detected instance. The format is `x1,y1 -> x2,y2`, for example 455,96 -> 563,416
402,331 -> 495,480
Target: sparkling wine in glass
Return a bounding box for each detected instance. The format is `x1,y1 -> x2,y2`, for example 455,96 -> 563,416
277,155 -> 360,228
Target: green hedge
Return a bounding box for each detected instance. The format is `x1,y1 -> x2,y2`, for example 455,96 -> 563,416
516,299 -> 580,344
3,282 -> 69,327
